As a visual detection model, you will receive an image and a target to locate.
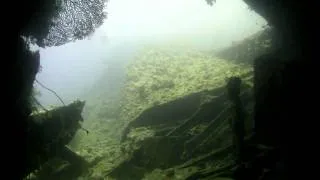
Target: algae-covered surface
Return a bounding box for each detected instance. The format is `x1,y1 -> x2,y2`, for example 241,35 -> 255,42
62,43 -> 254,180
120,44 -> 252,126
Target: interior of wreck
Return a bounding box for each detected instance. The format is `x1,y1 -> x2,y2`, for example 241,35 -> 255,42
7,0 -> 315,179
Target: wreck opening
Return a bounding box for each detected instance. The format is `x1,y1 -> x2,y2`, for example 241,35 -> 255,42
7,0 -> 313,179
